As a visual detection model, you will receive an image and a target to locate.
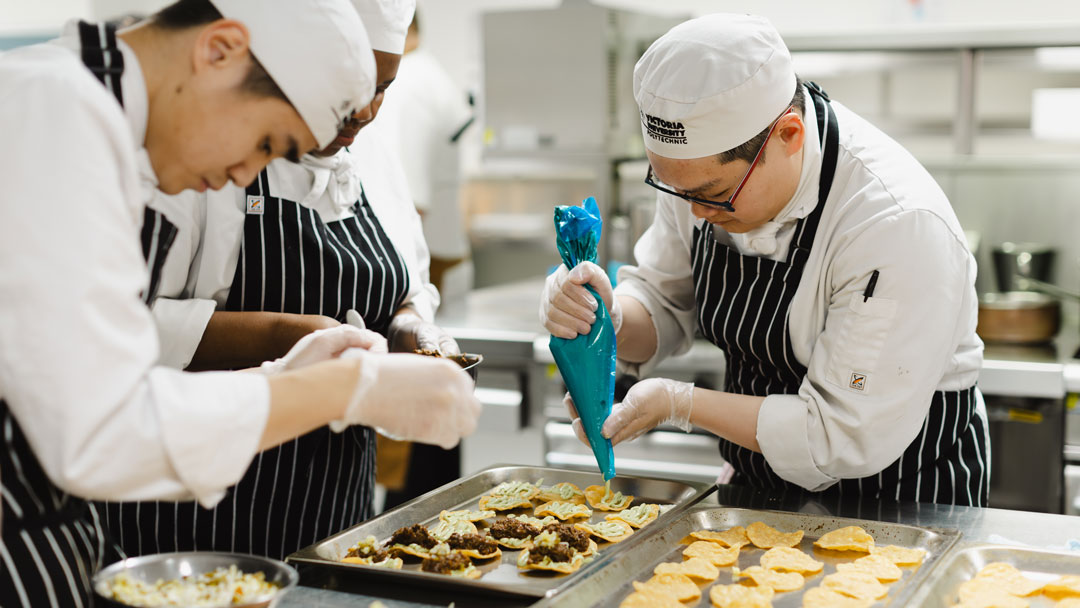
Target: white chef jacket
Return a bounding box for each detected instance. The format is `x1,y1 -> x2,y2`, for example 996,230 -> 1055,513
380,48 -> 472,260
617,92 -> 983,492
0,23 -> 269,507
147,117 -> 440,369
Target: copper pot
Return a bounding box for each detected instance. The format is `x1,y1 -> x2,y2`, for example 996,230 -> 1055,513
977,291 -> 1061,344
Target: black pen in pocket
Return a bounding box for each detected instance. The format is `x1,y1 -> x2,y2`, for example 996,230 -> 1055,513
863,270 -> 880,302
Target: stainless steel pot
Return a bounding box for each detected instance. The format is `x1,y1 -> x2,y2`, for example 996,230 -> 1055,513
992,242 -> 1056,293
977,291 -> 1061,344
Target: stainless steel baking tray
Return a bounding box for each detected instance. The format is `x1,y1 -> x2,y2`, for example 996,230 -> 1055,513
536,504 -> 961,607
287,464 -> 714,600
908,544 -> 1080,607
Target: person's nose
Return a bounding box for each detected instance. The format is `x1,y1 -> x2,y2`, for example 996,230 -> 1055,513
689,201 -> 717,220
368,91 -> 385,121
227,154 -> 269,188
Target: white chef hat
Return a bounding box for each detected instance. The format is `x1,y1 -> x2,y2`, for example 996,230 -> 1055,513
208,0 -> 376,149
634,13 -> 796,160
352,0 -> 416,54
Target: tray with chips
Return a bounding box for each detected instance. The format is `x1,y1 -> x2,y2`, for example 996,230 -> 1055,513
286,464 -> 714,600
534,504 -> 961,607
907,544 -> 1080,607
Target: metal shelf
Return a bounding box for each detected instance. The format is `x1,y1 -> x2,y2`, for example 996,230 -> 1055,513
783,22 -> 1080,53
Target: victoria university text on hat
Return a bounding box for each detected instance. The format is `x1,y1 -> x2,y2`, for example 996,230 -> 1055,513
640,111 -> 687,145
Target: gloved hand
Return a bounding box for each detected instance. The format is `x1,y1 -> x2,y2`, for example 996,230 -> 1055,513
330,351 -> 482,449
564,378 -> 694,447
539,261 -> 622,339
345,309 -> 388,353
388,312 -> 460,355
260,324 -> 385,375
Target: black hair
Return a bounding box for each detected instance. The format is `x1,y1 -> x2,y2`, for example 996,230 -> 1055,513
151,0 -> 289,103
715,77 -> 806,165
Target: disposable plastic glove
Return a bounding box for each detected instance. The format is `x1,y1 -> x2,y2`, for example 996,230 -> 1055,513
388,313 -> 461,355
539,261 -> 622,339
345,309 -> 388,353
565,378 -> 694,447
259,324 -> 386,375
330,351 -> 482,448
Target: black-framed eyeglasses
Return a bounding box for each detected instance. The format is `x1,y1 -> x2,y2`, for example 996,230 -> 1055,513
644,105 -> 794,212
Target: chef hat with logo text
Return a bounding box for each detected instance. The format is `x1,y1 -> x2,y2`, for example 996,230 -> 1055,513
634,14 -> 797,160
352,0 -> 416,54
208,0 -> 376,149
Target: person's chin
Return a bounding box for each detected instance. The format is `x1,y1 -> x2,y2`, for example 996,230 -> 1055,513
710,218 -> 750,233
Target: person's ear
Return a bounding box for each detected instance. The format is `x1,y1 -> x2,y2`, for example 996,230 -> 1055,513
776,113 -> 805,157
192,20 -> 250,77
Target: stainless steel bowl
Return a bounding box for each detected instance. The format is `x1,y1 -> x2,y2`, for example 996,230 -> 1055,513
458,353 -> 483,382
93,552 -> 298,608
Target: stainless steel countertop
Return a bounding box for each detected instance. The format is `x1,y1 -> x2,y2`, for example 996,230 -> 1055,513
281,486 -> 1080,607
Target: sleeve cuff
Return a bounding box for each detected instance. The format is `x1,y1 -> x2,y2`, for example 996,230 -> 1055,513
756,394 -> 838,492
151,369 -> 271,507
151,298 -> 217,369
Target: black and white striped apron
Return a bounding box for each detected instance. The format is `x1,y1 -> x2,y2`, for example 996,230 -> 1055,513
0,21 -> 125,608
692,83 -> 989,507
103,169 -> 409,560
140,206 -> 178,305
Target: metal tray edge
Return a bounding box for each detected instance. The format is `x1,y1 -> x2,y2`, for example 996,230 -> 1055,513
285,464 -> 718,599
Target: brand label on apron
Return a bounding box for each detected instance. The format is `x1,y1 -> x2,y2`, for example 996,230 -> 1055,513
246,195 -> 265,215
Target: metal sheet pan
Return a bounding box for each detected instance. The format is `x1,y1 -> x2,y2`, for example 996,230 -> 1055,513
536,504 -> 961,607
908,544 -> 1080,607
287,464 -> 714,600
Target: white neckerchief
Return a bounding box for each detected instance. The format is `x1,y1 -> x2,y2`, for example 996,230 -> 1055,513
299,150 -> 365,214
728,89 -> 823,258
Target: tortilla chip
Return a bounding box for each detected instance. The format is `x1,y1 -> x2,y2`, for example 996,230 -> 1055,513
478,494 -> 534,511
683,540 -> 740,566
493,536 -> 532,550
735,565 -> 806,592
575,520 -> 634,543
606,503 -> 661,528
975,563 -> 1044,597
1055,598 -> 1080,608
654,557 -> 720,581
692,526 -> 749,548
458,546 -> 502,560
534,500 -> 593,521
747,521 -> 804,549
430,519 -> 478,542
802,586 -> 873,608
836,554 -> 902,582
619,587 -> 685,608
956,579 -> 1030,608
535,482 -> 586,505
813,526 -> 875,553
760,546 -> 824,574
341,556 -> 404,569
708,583 -> 775,608
516,548 -> 586,574
584,484 -> 635,511
385,543 -> 433,559
584,539 -> 599,557
633,572 -> 701,602
822,571 -> 889,600
1042,575 -> 1080,597
489,479 -> 542,500
870,544 -> 927,567
506,513 -> 558,528
439,509 -> 496,523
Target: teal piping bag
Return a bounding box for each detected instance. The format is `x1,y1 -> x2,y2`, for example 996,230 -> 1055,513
549,197 -> 616,481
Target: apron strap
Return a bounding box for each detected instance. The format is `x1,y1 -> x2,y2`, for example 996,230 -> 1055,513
786,83 -> 839,264
78,21 -> 124,108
